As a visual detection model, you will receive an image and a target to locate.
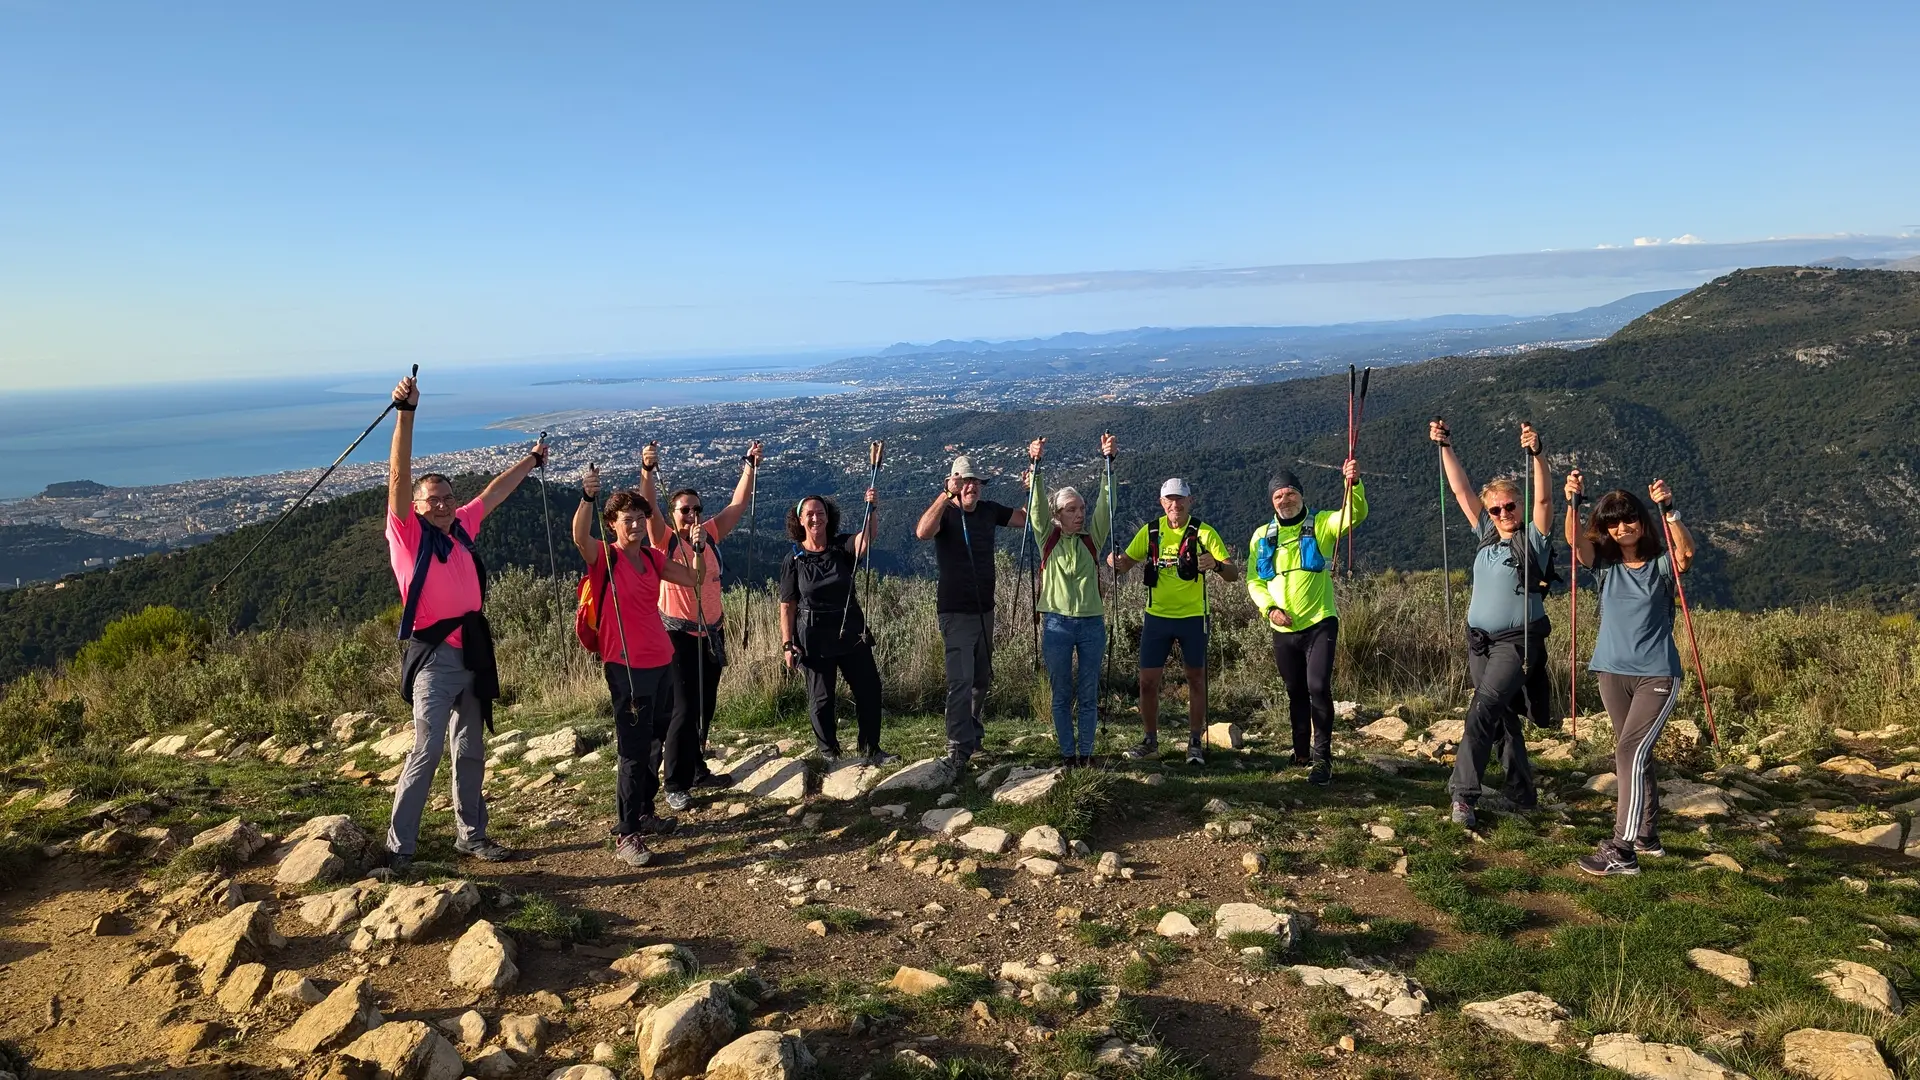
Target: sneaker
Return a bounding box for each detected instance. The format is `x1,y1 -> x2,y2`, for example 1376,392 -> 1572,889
690,770 -> 732,789
613,834 -> 653,867
1186,743 -> 1206,766
385,852 -> 413,876
1290,750 -> 1312,766
1308,760 -> 1332,787
816,747 -> 841,763
1122,737 -> 1159,760
1633,837 -> 1666,858
1450,800 -> 1479,829
942,749 -> 971,773
454,838 -> 513,862
1577,842 -> 1640,877
865,750 -> 901,767
633,813 -> 677,836
664,790 -> 692,812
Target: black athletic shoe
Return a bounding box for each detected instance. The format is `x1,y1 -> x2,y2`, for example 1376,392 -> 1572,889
633,814 -> 677,836
1122,737 -> 1160,760
1577,842 -> 1640,877
1308,760 -> 1332,787
455,838 -> 513,862
1633,837 -> 1666,858
690,770 -> 731,789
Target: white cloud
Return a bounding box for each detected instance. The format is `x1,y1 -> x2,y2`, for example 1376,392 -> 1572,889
1596,243 -> 1620,249
1633,237 -> 1662,246
1668,234 -> 1705,245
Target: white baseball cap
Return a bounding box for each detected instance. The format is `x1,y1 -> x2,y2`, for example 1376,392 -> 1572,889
950,456 -> 981,480
1160,478 -> 1191,498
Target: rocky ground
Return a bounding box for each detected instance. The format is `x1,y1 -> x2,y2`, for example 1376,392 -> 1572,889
7,699 -> 1920,1080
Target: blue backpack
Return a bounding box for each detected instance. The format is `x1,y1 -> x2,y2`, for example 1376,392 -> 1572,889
1254,515 -> 1326,582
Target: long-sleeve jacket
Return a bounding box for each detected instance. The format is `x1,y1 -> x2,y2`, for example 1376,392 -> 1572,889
1245,482 -> 1368,633
1026,463 -> 1116,618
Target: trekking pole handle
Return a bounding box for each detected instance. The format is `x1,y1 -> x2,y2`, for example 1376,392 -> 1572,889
1358,367 -> 1371,399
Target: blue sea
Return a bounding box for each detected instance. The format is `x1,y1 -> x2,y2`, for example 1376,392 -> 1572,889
0,353 -> 853,500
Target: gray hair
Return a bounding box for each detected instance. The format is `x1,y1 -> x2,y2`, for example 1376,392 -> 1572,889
1050,486 -> 1085,513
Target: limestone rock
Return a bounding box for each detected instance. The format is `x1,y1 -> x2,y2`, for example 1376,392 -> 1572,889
636,980 -> 738,1080
148,734 -> 192,755
522,726 -> 585,765
300,881 -> 382,933
1093,1038 -> 1160,1069
1213,903 -> 1294,947
891,966 -> 951,995
612,942 -> 698,981
721,745 -> 779,779
871,757 -> 954,793
1584,773 -> 1619,795
920,808 -> 973,835
1096,851 -> 1122,877
957,826 -> 1011,854
1702,854 -> 1745,873
1287,965 -> 1430,1018
1155,912 -> 1199,938
705,1030 -> 817,1080
351,880 -> 480,951
272,970 -> 326,1004
1820,756 -> 1880,776
275,975 -> 374,1054
1357,716 -> 1409,742
339,1020 -> 465,1080
737,757 -> 809,802
1688,949 -> 1753,988
992,768 -> 1062,805
547,1069 -> 618,1080
371,730 -> 417,759
500,1014 -> 549,1055
469,1049 -> 517,1079
590,982 -> 642,1010
1020,825 -> 1068,858
1023,857 -> 1062,877
1428,717 -> 1467,743
820,762 -> 880,800
1587,1032 -> 1750,1080
166,1019 -> 225,1060
1461,991 -> 1568,1045
447,919 -> 519,992
190,817 -> 267,862
173,900 -> 273,992
1660,779 -> 1733,819
279,814 -> 371,861
216,961 -> 270,1012
1204,723 -> 1243,749
1816,961 -> 1902,1014
1782,1028 -> 1895,1080
277,839 -> 348,886
438,1010 -> 487,1049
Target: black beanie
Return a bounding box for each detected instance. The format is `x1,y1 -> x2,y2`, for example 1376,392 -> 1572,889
1269,470 -> 1303,496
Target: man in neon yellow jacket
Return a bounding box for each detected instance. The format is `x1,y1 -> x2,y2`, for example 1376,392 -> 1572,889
1246,459 -> 1364,786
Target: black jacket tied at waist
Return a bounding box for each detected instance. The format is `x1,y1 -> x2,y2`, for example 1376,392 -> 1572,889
396,514 -> 496,732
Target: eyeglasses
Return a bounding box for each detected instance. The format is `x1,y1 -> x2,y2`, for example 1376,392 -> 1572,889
414,495 -> 456,508
1486,503 -> 1520,517
676,505 -> 703,516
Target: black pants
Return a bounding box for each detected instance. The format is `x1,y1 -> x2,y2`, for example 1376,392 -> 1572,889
605,662 -> 670,833
937,611 -> 994,755
801,642 -> 885,756
1449,621 -> 1546,804
1271,616 -> 1338,762
664,629 -> 722,791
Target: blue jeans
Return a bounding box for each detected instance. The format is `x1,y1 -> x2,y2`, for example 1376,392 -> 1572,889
1042,613 -> 1106,757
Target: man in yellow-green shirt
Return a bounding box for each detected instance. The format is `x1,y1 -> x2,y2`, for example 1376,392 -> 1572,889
1110,478 -> 1236,764
1246,460 -> 1365,786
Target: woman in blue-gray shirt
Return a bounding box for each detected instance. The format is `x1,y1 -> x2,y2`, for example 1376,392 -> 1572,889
1430,417 -> 1554,829
1564,469 -> 1695,876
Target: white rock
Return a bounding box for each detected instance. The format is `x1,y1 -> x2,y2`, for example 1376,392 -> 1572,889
216,962 -> 270,1013
721,745 -> 780,779
1584,772 -> 1620,795
278,814 -> 371,860
891,966 -> 951,995
1587,1032 -> 1750,1080
351,880 -> 480,951
704,1030 -> 817,1080
438,1009 -> 488,1048
957,826 -> 1011,854
275,838 -> 347,886
272,970 -> 326,1004
1816,961 -> 1902,1014
820,762 -> 880,800
1155,912 -> 1199,938
500,1014 -> 549,1055
992,768 -> 1062,805
448,919 -> 519,992
737,757 -> 809,802
274,975 -> 373,1054
522,726 -> 585,765
1357,716 -> 1410,742
172,901 -> 272,993
299,880 -> 382,933
339,1020 -> 465,1080
1020,825 -> 1068,858
547,1068 -> 618,1080
1204,722 -> 1243,749
1022,858 -> 1062,878
871,758 -> 953,793
636,980 -> 739,1080
1288,964 -> 1430,1018
1461,991 -> 1569,1045
1688,949 -> 1753,988
920,808 -> 973,835
1213,903 -> 1293,946
189,817 -> 267,861
612,942 -> 697,981
1782,1028 -> 1895,1080
371,730 -> 418,760
1096,851 -> 1122,877
469,1048 -> 517,1079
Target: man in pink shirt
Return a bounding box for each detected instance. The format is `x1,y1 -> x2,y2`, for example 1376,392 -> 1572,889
384,373 -> 548,874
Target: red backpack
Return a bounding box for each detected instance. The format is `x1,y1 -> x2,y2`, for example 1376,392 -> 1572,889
575,545 -> 661,656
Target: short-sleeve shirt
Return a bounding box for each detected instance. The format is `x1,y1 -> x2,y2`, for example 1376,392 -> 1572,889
1589,554 -> 1682,677
1124,517 -> 1233,619
659,519 -> 730,630
1466,518 -> 1552,633
386,498 -> 487,648
932,499 -> 1015,614
591,544 -> 674,669
781,533 -> 866,655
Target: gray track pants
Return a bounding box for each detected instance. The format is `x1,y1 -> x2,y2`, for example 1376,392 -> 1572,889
386,642 -> 489,856
938,610 -> 995,755
1598,673 -> 1683,844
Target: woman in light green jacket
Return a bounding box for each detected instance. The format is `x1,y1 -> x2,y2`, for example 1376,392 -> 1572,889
1025,433 -> 1117,766
1245,459 -> 1364,785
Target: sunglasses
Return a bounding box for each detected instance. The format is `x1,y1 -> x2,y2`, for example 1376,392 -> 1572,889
676,505 -> 703,516
414,495 -> 456,508
1486,502 -> 1520,517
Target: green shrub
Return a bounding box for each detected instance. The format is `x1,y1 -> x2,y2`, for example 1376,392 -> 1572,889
73,605 -> 207,675
0,672 -> 85,761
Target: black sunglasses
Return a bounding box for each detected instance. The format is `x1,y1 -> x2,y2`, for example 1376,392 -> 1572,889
676,505 -> 703,516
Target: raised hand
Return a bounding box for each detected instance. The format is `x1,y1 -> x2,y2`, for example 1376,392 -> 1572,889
1027,437 -> 1046,463
582,464 -> 602,499
1565,469 -> 1585,503
1648,479 -> 1673,510
744,440 -> 763,467
529,437 -> 549,469
1342,458 -> 1359,485
1100,432 -> 1117,459
688,520 -> 706,548
1520,423 -> 1541,457
642,442 -> 660,472
1429,418 -> 1451,446
864,486 -> 878,505
394,376 -> 419,408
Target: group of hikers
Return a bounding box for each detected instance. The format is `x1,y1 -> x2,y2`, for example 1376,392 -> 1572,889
381,373 -> 1699,877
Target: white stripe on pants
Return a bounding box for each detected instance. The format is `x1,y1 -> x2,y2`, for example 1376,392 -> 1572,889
1598,672 -> 1683,844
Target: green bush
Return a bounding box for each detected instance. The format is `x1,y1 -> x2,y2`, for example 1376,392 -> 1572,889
72,605 -> 207,675
0,672 -> 85,761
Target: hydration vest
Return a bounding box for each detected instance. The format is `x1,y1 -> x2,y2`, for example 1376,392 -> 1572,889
1254,513 -> 1326,582
1141,518 -> 1204,589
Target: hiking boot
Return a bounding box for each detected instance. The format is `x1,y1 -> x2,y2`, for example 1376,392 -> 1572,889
690,769 -> 731,789
384,852 -> 413,877
1122,736 -> 1159,760
1308,759 -> 1332,787
864,749 -> 901,767
1185,743 -> 1206,766
1577,842 -> 1640,877
942,749 -> 971,773
1079,755 -> 1104,770
1633,836 -> 1666,858
454,838 -> 513,863
816,746 -> 841,763
633,814 -> 677,836
664,790 -> 692,812
613,834 -> 653,868
1450,800 -> 1479,829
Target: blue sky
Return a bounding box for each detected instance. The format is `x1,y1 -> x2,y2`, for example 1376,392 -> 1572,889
3,2 -> 1917,389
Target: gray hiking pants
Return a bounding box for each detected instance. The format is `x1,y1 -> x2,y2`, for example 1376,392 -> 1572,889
386,642 -> 489,856
938,610 -> 995,756
1598,673 -> 1683,844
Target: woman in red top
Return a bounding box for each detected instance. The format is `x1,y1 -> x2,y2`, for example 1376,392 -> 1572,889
574,465 -> 704,868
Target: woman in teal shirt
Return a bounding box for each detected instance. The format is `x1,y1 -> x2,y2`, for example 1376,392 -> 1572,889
1026,434 -> 1117,766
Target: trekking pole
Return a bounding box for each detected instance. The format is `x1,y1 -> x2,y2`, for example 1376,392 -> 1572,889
1437,420 -> 1454,627
1346,367 -> 1370,575
1657,485 -> 1720,746
742,444 -> 758,650
589,465 -> 643,758
211,363 -> 417,593
1024,449 -> 1041,673
1569,491 -> 1589,742
1343,365 -> 1357,576
536,430 -> 568,660
1100,441 -> 1115,736
840,441 -> 883,645
1520,423 -> 1534,722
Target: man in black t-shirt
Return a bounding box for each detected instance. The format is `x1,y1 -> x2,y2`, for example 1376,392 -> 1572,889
913,450 -> 1034,768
